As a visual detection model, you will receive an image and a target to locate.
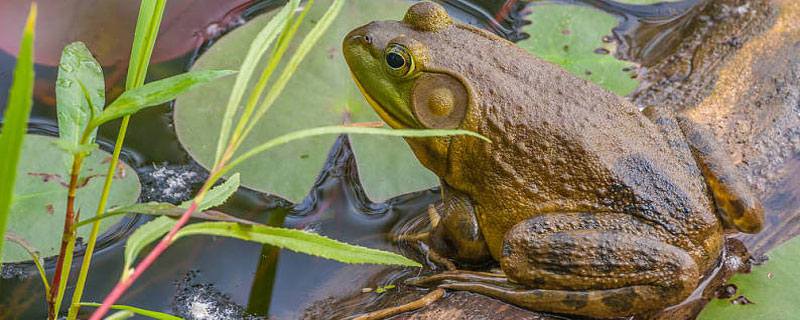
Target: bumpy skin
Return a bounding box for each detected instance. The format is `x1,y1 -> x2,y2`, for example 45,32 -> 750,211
343,2 -> 764,318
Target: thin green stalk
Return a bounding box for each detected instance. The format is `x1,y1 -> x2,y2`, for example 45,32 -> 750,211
0,3 -> 36,267
236,0 -> 343,150
227,0 -> 312,150
66,1 -> 166,319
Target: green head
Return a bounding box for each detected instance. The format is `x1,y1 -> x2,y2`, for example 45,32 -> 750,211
342,2 -> 471,131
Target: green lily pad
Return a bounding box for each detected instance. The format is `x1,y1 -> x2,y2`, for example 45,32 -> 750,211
698,237 -> 800,319
518,3 -> 639,96
174,0 -> 437,203
2,134 -> 140,263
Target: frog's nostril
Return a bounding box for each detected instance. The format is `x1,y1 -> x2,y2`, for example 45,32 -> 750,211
364,35 -> 373,45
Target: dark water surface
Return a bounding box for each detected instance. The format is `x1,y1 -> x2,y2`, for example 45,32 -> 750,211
0,0 -> 719,319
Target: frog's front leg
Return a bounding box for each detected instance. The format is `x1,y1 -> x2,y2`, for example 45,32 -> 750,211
427,184 -> 493,264
410,213 -> 699,318
643,106 -> 764,233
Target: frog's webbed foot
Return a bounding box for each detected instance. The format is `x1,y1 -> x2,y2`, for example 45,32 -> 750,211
406,270 -> 509,288
409,271 -> 681,319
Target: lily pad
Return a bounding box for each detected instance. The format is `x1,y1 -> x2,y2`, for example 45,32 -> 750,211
698,237 -> 800,319
1,134 -> 140,263
518,3 -> 639,96
174,0 -> 437,203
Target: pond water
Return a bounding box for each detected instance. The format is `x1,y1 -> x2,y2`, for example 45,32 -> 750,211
0,0 -> 740,319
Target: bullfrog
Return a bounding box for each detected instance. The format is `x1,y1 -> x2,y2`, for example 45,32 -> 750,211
342,2 -> 764,318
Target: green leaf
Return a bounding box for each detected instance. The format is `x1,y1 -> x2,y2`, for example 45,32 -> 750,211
174,0 -> 438,203
0,5 -> 36,266
91,69 -> 236,128
122,216 -> 174,280
81,302 -> 183,320
126,0 -> 167,90
55,41 -> 105,155
518,3 -> 639,96
223,126 -> 488,175
214,0 -> 298,164
76,202 -> 259,228
2,134 -> 140,263
5,232 -> 50,298
174,222 -> 421,267
77,174 -> 246,227
698,237 -> 800,319
104,310 -> 135,320
181,173 -> 240,211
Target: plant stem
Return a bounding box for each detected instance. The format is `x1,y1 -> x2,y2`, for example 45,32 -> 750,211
66,0 -> 166,317
65,117 -> 130,320
88,176 -> 215,320
48,153 -> 85,319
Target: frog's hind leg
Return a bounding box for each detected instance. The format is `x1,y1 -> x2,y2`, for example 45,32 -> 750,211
642,106 -> 764,233
409,213 -> 699,318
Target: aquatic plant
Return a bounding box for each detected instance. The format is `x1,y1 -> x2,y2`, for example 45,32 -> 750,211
0,0 -> 488,318
0,4 -> 36,267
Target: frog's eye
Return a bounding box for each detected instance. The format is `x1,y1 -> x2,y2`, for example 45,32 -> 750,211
384,44 -> 415,78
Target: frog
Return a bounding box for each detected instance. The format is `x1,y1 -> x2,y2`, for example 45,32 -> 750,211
342,2 -> 764,318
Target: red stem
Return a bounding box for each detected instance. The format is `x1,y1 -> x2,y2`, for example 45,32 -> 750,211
48,157 -> 83,319
88,201 -> 199,320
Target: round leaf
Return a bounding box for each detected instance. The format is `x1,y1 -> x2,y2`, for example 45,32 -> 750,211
698,237 -> 800,319
174,0 -> 437,203
2,134 -> 141,263
518,3 -> 640,96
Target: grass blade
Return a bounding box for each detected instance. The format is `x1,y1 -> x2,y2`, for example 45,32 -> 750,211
238,0 -> 345,145
223,125 -> 488,177
5,232 -> 49,299
80,303 -> 182,320
104,311 -> 134,320
56,42 -> 105,155
90,70 -> 235,128
126,0 -> 167,90
174,222 -> 421,267
77,202 -> 260,228
214,0 -> 298,164
0,3 -> 36,266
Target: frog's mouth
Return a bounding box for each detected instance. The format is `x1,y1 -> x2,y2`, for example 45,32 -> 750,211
350,72 -> 416,129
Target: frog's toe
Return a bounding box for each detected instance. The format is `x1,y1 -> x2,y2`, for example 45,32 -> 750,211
406,270 -> 508,288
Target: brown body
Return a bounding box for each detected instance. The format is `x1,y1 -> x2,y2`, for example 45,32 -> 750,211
343,2 -> 763,318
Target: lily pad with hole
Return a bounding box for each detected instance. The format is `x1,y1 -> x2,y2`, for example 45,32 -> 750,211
518,3 -> 640,96
698,236 -> 800,319
174,0 -> 438,204
1,134 -> 140,263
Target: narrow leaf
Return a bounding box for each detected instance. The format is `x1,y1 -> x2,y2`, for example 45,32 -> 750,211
224,126 -> 489,175
174,222 -> 421,267
77,201 -> 258,228
126,0 -> 167,90
90,70 -> 236,128
5,232 -> 50,299
214,0 -> 298,164
122,216 -> 174,280
81,302 -> 182,320
104,310 -> 134,320
181,173 -> 240,211
240,0 -> 345,141
56,41 -> 105,154
0,3 -> 36,266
